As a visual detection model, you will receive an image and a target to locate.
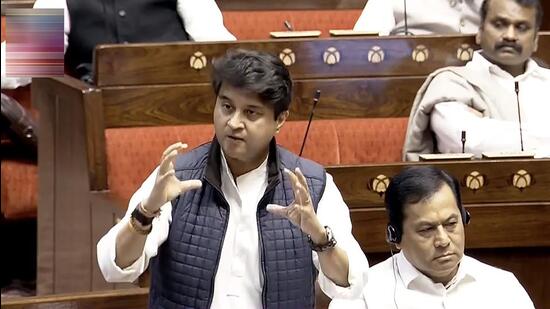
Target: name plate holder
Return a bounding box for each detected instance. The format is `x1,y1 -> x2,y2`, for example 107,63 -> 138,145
270,31 -> 321,38
329,29 -> 379,37
419,153 -> 475,161
482,151 -> 535,159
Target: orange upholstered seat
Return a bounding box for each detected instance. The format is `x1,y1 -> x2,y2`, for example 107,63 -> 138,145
103,119 -> 407,206
1,160 -> 38,219
222,10 -> 362,40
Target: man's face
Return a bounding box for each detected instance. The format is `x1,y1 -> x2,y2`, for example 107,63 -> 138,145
399,184 -> 465,284
213,83 -> 288,173
477,0 -> 539,69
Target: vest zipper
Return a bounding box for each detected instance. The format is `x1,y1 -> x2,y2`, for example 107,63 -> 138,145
205,182 -> 231,309
257,180 -> 279,309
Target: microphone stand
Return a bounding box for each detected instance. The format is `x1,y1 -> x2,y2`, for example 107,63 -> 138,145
299,90 -> 321,157
515,82 -> 525,152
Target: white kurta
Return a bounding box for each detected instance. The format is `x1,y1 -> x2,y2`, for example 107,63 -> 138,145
97,150 -> 369,308
330,251 -> 534,309
353,0 -> 482,35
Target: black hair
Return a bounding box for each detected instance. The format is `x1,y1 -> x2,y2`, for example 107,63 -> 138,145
481,0 -> 543,30
211,49 -> 292,119
385,166 -> 467,243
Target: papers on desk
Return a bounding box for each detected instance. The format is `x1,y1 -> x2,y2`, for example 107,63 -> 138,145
482,151 -> 535,159
419,153 -> 475,161
270,31 -> 322,38
329,30 -> 379,37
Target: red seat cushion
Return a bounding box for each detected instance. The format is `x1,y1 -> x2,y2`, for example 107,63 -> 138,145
334,118 -> 409,164
104,120 -> 341,205
223,10 -> 362,40
1,160 -> 38,219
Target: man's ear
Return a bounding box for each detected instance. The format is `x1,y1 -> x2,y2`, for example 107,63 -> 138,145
533,33 -> 539,52
275,111 -> 289,133
475,30 -> 482,45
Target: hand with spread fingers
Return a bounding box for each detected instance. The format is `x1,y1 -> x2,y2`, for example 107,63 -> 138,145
142,142 -> 202,213
267,167 -> 327,245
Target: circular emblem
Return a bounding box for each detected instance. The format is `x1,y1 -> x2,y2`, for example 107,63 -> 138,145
457,44 -> 474,61
279,48 -> 296,66
368,46 -> 385,64
512,169 -> 532,190
190,51 -> 207,70
465,171 -> 485,192
323,47 -> 341,65
412,45 -> 430,63
369,174 -> 391,197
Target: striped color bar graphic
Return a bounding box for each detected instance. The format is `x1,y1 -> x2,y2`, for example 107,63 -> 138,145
5,8 -> 64,77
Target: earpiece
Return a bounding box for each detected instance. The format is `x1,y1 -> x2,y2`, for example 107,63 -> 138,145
386,224 -> 400,244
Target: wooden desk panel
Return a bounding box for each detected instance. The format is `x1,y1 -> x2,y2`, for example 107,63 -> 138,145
351,202 -> 550,253
94,34 -> 550,87
1,288 -> 148,309
327,159 -> 550,207
94,36 -> 477,86
101,77 -> 422,128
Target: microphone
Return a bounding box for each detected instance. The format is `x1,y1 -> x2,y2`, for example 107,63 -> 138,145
515,82 -> 525,152
284,20 -> 294,31
389,0 -> 413,35
299,90 -> 321,157
403,0 -> 410,36
481,82 -> 534,159
461,131 -> 466,153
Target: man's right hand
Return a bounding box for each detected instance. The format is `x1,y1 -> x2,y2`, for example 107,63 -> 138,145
141,142 -> 202,213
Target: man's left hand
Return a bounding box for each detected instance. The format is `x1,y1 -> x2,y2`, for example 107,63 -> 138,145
267,167 -> 326,244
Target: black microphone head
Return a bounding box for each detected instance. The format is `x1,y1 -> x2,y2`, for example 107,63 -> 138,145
313,89 -> 321,106
284,20 -> 293,31
461,130 -> 466,140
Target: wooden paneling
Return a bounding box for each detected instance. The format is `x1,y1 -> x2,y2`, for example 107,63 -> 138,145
94,34 -> 550,86
350,202 -> 550,253
328,159 -> 550,208
33,77 -> 99,295
94,35 -> 481,86
1,288 -> 149,309
101,77 -> 422,128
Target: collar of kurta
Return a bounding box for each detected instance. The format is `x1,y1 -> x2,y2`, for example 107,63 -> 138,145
395,251 -> 476,292
204,137 -> 281,194
472,50 -> 544,80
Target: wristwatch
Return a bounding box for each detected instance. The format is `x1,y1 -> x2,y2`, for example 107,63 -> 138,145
131,203 -> 157,226
308,226 -> 337,252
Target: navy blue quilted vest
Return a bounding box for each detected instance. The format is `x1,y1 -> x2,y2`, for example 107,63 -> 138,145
149,139 -> 326,309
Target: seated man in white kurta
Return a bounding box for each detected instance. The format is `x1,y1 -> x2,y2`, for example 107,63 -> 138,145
329,166 -> 534,309
403,0 -> 550,160
353,0 -> 483,35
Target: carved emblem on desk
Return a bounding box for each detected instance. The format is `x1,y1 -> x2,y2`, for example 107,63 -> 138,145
190,51 -> 207,70
279,48 -> 296,66
464,171 -> 485,192
412,45 -> 430,63
457,44 -> 474,61
369,174 -> 391,196
512,169 -> 532,190
368,46 -> 385,64
323,47 -> 340,65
